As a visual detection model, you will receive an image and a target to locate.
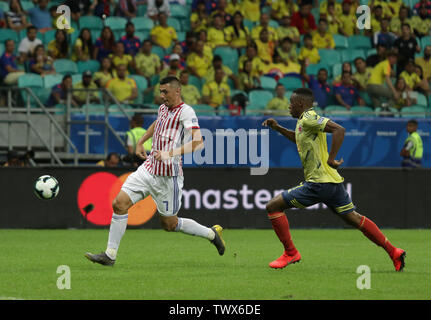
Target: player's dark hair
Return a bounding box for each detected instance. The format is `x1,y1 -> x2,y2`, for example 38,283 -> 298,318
408,119 -> 418,126
293,88 -> 314,104
160,76 -> 180,87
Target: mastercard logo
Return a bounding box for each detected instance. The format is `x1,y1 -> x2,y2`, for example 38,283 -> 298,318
77,172 -> 157,226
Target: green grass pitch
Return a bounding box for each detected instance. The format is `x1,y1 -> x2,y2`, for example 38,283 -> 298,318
1,229 -> 430,300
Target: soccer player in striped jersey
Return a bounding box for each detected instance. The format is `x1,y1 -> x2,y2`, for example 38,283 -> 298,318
262,88 -> 406,271
85,76 -> 225,266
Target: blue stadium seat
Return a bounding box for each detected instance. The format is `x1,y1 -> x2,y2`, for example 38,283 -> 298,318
21,1 -> 35,10
341,49 -> 366,62
167,18 -> 181,31
421,36 -> 431,49
0,29 -> 19,43
259,76 -> 277,91
105,17 -> 127,31
0,43 -> 4,56
350,106 -> 374,117
71,74 -> 82,85
194,104 -> 216,116
129,75 -> 148,104
18,74 -> 44,105
0,2 -> 8,12
416,93 -> 428,107
79,16 -> 104,31
249,90 -> 273,108
400,105 -> 427,118
43,74 -> 63,88
333,35 -> 348,49
348,35 -> 372,49
278,77 -> 303,90
53,59 -> 78,75
170,4 -> 190,19
131,17 -> 154,32
214,47 -> 239,73
151,45 -> 165,59
43,29 -> 57,46
324,105 -> 351,117
188,75 -> 202,91
318,49 -> 341,66
307,62 -> 332,78
77,60 -> 101,73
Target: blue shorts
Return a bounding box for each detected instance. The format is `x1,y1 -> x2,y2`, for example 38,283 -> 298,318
282,181 -> 355,215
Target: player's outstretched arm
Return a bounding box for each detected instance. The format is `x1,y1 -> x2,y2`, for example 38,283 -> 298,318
153,128 -> 204,161
262,118 -> 296,143
324,120 -> 345,169
136,120 -> 156,160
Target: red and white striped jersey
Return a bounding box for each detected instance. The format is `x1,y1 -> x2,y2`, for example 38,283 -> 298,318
143,102 -> 200,176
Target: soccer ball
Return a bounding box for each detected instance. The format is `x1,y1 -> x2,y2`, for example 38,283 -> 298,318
34,175 -> 60,200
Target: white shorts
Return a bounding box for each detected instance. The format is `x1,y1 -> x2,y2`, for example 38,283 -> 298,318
121,166 -> 184,216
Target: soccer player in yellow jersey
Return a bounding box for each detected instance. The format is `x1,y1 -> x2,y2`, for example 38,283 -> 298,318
261,88 -> 406,272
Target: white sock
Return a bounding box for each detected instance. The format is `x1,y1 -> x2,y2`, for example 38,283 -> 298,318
106,213 -> 128,260
175,218 -> 215,240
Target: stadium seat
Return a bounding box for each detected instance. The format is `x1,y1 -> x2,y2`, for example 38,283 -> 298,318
359,91 -> 373,106
333,35 -> 348,49
105,17 -> 128,31
137,4 -> 148,16
21,1 -> 35,11
0,43 -> 4,56
77,60 -> 101,74
18,74 -> 44,106
246,103 -> 266,115
314,106 -> 324,115
131,17 -> 154,31
177,31 -> 186,42
71,74 -> 82,85
269,20 -> 279,28
170,4 -> 190,19
341,49 -> 366,62
350,106 -> 374,117
0,2 -> 8,12
279,77 -> 304,90
79,16 -> 104,31
259,76 -> 277,91
214,47 -> 238,73
188,75 -> 202,91
416,93 -> 428,107
400,105 -> 428,118
151,45 -> 165,59
307,62 -> 332,78
367,48 -> 377,57
43,74 -> 63,88
0,29 -> 19,43
318,49 -> 341,66
249,90 -> 273,108
43,29 -> 57,46
421,36 -> 431,49
129,75 -> 148,104
332,63 -> 357,79
181,19 -> 191,32
167,18 -> 181,31
348,35 -> 372,49
324,105 -> 351,117
243,19 -> 254,32
284,90 -> 293,100
194,104 -> 216,116
53,59 -> 78,75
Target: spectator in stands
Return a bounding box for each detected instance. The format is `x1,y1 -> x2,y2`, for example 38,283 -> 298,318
207,14 -> 229,49
46,74 -> 78,107
202,67 -> 231,109
179,70 -> 201,106
291,1 -> 317,35
18,25 -> 42,62
368,5 -> 384,36
332,61 -> 354,85
241,0 -> 260,23
94,57 -> 114,88
190,0 -> 209,32
373,18 -> 396,47
186,39 -> 213,79
400,59 -> 430,94
387,0 -> 404,17
73,71 -> 100,106
47,29 -> 69,60
366,43 -> 387,68
159,53 -> 182,79
320,0 -> 342,18
26,0 -> 51,32
210,0 -> 232,25
238,44 -> 263,78
298,33 -> 320,65
0,39 -> 24,85
300,61 -> 332,109
338,0 -> 358,36
97,152 -> 121,167
224,11 -> 249,51
106,64 -> 138,103
29,44 -> 55,76
271,0 -> 298,22
255,28 -> 275,65
238,59 -> 261,92
71,28 -> 94,62
394,77 -> 416,109
192,0 -> 218,15
125,114 -> 152,158
119,22 -> 141,57
334,72 -> 365,110
277,15 -> 300,46
226,0 -> 240,16
353,57 -> 373,91
109,42 -> 135,76
393,23 -> 421,76
92,0 -> 116,18
415,45 -> 431,83
251,13 -> 278,43
135,40 -> 161,83
400,119 -> 423,168
94,26 -> 116,61
277,37 -> 298,64
163,43 -> 185,70
411,3 -> 431,38
312,18 -> 335,50
390,5 -> 411,36
413,0 -> 431,15
205,55 -> 239,89
265,83 -> 290,114
3,150 -> 22,167
366,50 -> 399,108
325,2 -> 342,35
115,0 -> 137,18
5,0 -> 30,32
64,0 -> 94,22
150,12 -> 178,50
147,0 -> 171,20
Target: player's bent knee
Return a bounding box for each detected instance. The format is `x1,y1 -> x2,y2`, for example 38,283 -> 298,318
112,198 -> 130,215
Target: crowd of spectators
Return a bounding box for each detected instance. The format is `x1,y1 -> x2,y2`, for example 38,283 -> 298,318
0,0 -> 431,116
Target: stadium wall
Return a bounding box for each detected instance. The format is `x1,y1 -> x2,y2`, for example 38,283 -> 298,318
1,167 -> 430,229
